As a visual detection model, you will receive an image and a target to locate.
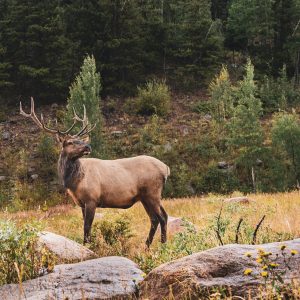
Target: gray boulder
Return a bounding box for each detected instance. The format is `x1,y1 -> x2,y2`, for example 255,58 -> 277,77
217,161 -> 228,169
38,231 -> 95,262
0,257 -> 143,300
140,239 -> 300,299
158,216 -> 197,236
2,131 -> 10,140
30,174 -> 39,180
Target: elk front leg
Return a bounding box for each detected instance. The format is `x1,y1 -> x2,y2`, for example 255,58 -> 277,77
82,203 -> 96,244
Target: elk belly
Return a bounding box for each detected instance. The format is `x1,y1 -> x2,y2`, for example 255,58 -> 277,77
67,189 -> 81,207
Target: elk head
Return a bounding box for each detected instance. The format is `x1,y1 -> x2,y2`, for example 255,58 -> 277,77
20,97 -> 96,160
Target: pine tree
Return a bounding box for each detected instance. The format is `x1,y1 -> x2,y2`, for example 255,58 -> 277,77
0,0 -> 74,102
64,0 -> 146,96
0,0 -> 13,97
65,55 -> 103,155
228,60 -> 263,152
209,65 -> 233,123
164,0 -> 224,90
226,0 -> 275,72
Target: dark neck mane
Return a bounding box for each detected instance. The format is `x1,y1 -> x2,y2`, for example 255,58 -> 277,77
58,153 -> 84,191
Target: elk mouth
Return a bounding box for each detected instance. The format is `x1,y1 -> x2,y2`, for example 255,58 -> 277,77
83,144 -> 92,155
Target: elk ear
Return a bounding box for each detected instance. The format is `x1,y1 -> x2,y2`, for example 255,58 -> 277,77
82,136 -> 90,143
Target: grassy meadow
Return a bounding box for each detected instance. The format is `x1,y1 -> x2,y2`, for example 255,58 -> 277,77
1,191 -> 299,272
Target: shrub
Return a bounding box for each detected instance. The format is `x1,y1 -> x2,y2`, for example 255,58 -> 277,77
197,166 -> 240,194
0,221 -> 55,285
165,163 -> 193,198
192,100 -> 212,115
271,112 -> 300,187
259,66 -> 300,112
136,115 -> 165,154
36,133 -> 58,178
90,214 -> 133,257
136,79 -> 171,116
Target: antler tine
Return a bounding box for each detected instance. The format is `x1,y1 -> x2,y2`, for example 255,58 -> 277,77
72,105 -> 92,137
73,105 -> 88,126
59,119 -> 77,135
72,123 -> 89,137
20,97 -> 57,135
20,97 -> 43,129
77,122 -> 97,137
40,113 -> 59,134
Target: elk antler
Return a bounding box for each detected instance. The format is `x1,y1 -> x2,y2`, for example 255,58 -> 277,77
20,97 -> 58,134
20,97 -> 96,138
72,105 -> 97,138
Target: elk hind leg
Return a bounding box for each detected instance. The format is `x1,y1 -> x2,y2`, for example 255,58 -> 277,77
142,201 -> 159,247
155,205 -> 168,244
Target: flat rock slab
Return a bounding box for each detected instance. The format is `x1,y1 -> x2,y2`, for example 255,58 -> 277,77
38,231 -> 95,262
224,196 -> 254,204
0,257 -> 144,300
140,239 -> 300,299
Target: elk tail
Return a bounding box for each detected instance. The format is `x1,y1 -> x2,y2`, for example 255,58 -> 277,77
164,165 -> 170,184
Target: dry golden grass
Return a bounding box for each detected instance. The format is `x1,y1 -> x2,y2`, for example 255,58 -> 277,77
1,191 -> 300,253
1,191 -> 300,299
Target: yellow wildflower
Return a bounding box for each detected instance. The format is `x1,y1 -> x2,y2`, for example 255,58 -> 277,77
244,269 -> 253,275
269,263 -> 279,268
262,265 -> 268,270
280,245 -> 286,251
256,257 -> 263,264
291,250 -> 298,256
244,252 -> 252,258
261,271 -> 268,277
261,251 -> 272,257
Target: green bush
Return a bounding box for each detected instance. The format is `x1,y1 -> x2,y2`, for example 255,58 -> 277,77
136,115 -> 165,154
90,215 -> 133,257
164,163 -> 194,198
197,165 -> 240,194
0,221 -> 55,285
259,66 -> 300,112
36,133 -> 58,178
192,100 -> 212,115
136,79 -> 171,116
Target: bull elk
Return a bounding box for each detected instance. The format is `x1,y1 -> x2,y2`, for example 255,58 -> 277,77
20,98 -> 170,246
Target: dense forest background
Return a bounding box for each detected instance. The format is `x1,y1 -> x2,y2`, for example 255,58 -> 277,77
1,0 -> 300,206
0,0 -> 299,102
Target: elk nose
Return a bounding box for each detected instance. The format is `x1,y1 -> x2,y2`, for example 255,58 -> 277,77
85,144 -> 92,152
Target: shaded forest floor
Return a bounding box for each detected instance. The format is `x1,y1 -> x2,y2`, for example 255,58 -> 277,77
0,92 -> 205,171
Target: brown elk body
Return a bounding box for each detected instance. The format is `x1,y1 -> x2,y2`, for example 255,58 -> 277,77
20,98 -> 169,246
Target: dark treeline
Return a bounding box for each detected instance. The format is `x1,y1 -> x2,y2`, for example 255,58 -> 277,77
0,0 -> 299,103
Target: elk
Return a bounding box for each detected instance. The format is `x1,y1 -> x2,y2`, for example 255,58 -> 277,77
20,98 -> 170,246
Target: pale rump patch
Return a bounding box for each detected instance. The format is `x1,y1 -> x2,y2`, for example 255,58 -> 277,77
67,189 -> 81,206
